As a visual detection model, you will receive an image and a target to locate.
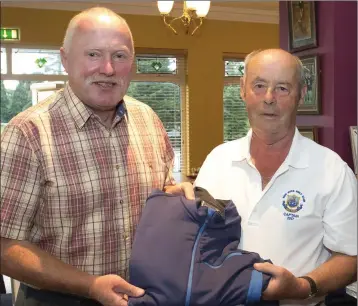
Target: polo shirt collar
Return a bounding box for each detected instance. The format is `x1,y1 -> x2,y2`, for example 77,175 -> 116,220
285,128 -> 309,169
234,129 -> 252,162
233,128 -> 309,169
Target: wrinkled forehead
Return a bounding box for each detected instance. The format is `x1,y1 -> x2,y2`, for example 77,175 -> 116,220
247,53 -> 298,84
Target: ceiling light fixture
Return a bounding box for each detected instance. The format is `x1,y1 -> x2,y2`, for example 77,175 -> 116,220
157,1 -> 211,35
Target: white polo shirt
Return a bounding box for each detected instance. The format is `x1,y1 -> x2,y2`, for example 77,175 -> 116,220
195,128 -> 357,306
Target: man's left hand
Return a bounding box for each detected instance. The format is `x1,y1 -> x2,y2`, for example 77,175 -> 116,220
164,182 -> 195,200
254,262 -> 311,300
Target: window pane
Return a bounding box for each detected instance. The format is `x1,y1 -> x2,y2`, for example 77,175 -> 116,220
1,48 -> 6,74
225,60 -> 245,77
127,81 -> 181,172
1,80 -> 64,126
12,48 -> 67,75
136,57 -> 177,74
223,84 -> 250,142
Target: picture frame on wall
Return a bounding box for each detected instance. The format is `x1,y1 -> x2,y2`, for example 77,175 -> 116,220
350,126 -> 357,174
298,126 -> 318,143
288,1 -> 317,52
298,55 -> 320,115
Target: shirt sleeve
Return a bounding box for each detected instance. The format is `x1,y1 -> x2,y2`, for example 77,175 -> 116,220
194,152 -> 215,188
1,124 -> 42,241
150,110 -> 176,187
323,163 -> 357,256
162,129 -> 176,187
194,147 -> 224,199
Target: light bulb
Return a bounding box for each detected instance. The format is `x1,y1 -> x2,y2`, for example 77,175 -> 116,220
195,1 -> 210,17
157,1 -> 174,14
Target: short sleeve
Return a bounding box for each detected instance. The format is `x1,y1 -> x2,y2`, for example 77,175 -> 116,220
1,124 -> 42,241
323,163 -> 357,256
194,147 -> 225,199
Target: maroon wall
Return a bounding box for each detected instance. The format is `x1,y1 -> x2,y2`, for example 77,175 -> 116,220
280,1 -> 357,170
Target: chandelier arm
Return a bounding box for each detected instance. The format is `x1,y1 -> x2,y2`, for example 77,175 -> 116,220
162,14 -> 178,35
190,17 -> 203,36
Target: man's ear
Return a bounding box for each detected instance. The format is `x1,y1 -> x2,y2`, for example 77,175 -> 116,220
60,47 -> 69,73
298,84 -> 307,106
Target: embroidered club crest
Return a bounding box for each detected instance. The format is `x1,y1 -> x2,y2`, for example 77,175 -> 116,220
282,190 -> 306,220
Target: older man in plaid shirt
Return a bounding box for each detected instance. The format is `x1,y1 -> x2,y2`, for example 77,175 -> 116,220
0,7 -> 193,306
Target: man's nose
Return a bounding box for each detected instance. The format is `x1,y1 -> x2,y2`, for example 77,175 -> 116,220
264,88 -> 276,105
100,58 -> 115,76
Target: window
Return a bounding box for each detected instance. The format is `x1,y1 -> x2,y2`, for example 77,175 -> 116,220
1,46 -> 187,177
12,48 -> 67,75
1,47 -> 7,74
1,45 -> 67,133
128,55 -> 187,177
223,59 -> 250,142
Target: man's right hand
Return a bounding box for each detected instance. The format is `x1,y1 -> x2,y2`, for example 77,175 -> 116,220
89,275 -> 145,306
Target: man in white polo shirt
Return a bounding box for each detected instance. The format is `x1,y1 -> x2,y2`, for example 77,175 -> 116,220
195,49 -> 357,306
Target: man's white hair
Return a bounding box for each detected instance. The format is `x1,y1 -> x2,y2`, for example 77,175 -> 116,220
243,49 -> 306,90
62,7 -> 134,52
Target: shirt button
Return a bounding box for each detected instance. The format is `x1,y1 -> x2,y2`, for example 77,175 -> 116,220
120,199 -> 123,204
116,165 -> 120,170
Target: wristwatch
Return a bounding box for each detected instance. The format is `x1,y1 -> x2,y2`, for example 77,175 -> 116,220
298,276 -> 318,299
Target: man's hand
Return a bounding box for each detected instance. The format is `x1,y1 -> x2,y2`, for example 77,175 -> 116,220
254,262 -> 311,300
89,275 -> 144,306
164,182 -> 195,200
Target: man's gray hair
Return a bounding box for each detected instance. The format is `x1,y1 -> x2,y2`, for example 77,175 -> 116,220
62,7 -> 134,52
243,49 -> 306,89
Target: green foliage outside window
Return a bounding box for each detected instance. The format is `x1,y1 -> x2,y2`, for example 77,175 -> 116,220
127,81 -> 181,150
1,81 -> 32,126
223,84 -> 250,142
223,60 -> 250,142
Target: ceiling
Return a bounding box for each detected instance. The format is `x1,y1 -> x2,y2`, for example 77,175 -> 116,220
1,1 -> 279,24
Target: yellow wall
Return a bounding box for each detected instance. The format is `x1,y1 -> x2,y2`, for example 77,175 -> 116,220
1,7 -> 279,171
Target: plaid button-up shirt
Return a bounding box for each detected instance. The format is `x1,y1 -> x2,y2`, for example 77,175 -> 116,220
1,84 -> 175,278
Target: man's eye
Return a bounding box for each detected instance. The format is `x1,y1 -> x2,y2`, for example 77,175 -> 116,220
114,53 -> 127,60
254,84 -> 265,89
88,52 -> 99,57
278,86 -> 289,92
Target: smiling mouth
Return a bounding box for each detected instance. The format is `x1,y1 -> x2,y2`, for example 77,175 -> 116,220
93,82 -> 117,88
